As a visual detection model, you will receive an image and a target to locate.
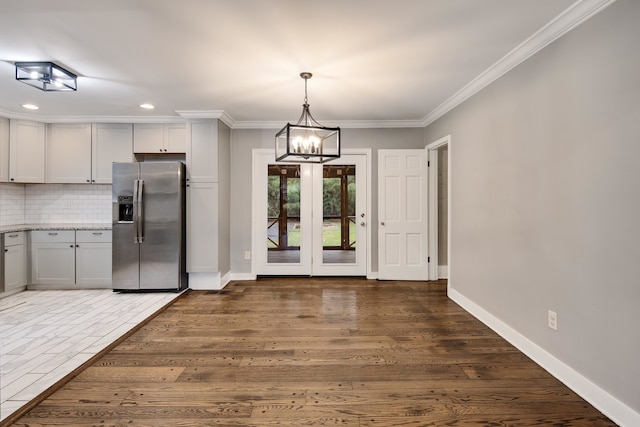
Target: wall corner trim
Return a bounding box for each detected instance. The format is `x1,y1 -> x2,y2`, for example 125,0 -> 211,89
448,287 -> 639,427
421,0 -> 617,127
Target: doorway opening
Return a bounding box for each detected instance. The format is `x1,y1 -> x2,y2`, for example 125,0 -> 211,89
427,135 -> 451,281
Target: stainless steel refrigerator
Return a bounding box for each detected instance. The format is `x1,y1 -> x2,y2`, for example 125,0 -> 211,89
112,162 -> 187,292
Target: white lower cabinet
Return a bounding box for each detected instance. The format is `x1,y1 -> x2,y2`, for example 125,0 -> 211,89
4,232 -> 26,292
187,183 -> 218,273
31,231 -> 76,285
76,230 -> 112,286
30,230 -> 112,288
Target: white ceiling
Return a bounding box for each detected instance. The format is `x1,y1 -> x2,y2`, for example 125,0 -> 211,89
0,0 -> 609,127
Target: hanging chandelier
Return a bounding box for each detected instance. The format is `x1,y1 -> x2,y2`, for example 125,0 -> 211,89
275,72 -> 340,163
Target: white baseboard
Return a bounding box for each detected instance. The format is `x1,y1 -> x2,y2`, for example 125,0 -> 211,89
230,273 -> 257,281
438,265 -> 448,279
188,272 -> 225,290
448,287 -> 639,427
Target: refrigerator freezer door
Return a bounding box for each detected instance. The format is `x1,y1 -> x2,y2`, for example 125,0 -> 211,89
139,162 -> 184,290
112,162 -> 140,290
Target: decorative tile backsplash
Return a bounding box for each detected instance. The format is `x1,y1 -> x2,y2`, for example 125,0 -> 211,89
0,183 -> 112,226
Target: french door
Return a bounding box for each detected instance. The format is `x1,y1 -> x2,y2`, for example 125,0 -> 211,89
252,150 -> 368,276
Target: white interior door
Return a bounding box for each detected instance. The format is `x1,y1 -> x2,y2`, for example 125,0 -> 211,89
252,150 -> 368,277
378,149 -> 428,280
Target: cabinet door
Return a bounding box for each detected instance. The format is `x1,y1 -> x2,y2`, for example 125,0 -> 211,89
9,120 -> 45,183
4,244 -> 26,291
46,123 -> 92,183
0,117 -> 8,183
133,124 -> 163,153
165,123 -> 186,153
76,242 -> 112,286
92,124 -> 133,184
186,120 -> 218,182
187,183 -> 218,273
31,242 -> 76,285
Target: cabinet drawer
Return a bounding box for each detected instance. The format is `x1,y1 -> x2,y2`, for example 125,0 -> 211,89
3,231 -> 25,246
31,230 -> 75,243
76,230 -> 112,243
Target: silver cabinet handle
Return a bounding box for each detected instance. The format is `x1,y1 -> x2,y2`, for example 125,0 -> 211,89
7,234 -> 19,238
48,232 -> 58,236
92,232 -> 103,236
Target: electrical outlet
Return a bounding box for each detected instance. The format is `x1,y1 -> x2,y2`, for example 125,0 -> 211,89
244,251 -> 251,260
548,310 -> 558,331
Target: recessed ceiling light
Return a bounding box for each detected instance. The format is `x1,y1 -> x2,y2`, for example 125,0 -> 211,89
140,103 -> 154,109
22,103 -> 39,110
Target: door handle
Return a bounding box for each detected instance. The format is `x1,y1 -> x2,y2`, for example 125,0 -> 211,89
360,222 -> 366,226
133,179 -> 140,243
380,221 -> 385,226
138,180 -> 144,243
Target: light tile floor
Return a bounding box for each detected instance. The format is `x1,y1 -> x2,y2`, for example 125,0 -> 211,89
0,289 -> 182,422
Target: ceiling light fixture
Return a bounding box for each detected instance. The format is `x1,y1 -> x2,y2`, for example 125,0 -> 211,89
275,72 -> 340,163
140,103 -> 154,109
21,104 -> 39,110
15,61 -> 77,91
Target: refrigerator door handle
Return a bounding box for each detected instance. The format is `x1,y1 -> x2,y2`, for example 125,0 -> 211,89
138,180 -> 144,242
133,179 -> 140,243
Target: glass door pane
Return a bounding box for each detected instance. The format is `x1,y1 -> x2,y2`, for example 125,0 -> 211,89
322,165 -> 356,264
267,164 -> 301,264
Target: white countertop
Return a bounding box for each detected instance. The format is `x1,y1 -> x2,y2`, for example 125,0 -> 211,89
0,223 -> 112,234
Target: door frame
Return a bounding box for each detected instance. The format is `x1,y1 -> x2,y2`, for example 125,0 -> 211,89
251,148 -> 372,278
426,135 -> 451,282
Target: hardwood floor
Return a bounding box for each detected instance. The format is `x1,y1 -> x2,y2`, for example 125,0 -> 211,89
7,278 -> 616,426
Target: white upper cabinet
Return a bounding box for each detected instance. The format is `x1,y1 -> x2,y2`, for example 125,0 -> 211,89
46,123 -> 92,183
91,123 -> 133,184
0,117 -> 8,182
9,120 -> 45,183
186,120 -> 219,183
165,123 -> 187,153
133,123 -> 186,153
47,123 -> 133,184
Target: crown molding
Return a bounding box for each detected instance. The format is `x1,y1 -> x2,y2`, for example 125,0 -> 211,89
232,119 -> 426,130
176,110 -> 236,128
0,109 -> 185,123
421,0 -> 617,127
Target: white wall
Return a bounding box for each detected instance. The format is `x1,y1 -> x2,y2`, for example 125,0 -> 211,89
424,0 -> 640,422
229,127 -> 425,275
